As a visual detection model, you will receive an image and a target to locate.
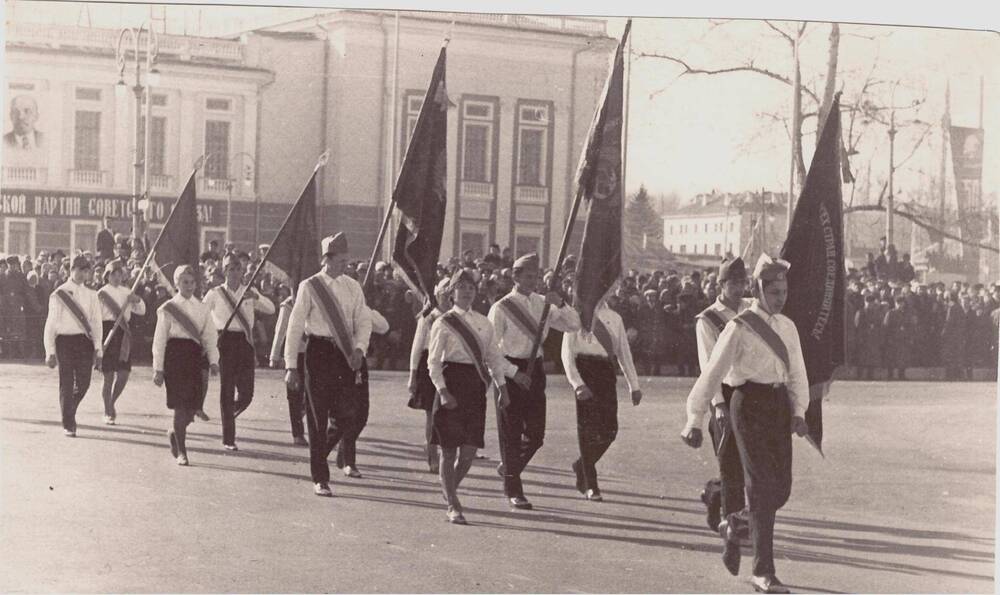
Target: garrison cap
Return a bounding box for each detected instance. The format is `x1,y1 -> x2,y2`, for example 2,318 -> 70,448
718,257 -> 747,282
71,255 -> 92,271
103,259 -> 126,280
222,253 -> 242,271
321,233 -> 349,257
447,269 -> 477,292
753,253 -> 790,282
512,253 -> 540,272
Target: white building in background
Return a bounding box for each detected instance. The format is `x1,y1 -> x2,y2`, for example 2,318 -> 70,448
662,191 -> 788,266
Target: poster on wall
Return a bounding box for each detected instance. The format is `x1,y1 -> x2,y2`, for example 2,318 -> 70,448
3,80 -> 50,172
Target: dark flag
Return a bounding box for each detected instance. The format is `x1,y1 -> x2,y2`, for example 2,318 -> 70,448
149,170 -> 200,292
572,20 -> 630,332
391,45 -> 448,310
779,93 -> 847,453
263,172 -> 321,291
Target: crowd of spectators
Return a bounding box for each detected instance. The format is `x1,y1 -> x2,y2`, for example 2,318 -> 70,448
1,235 -> 997,381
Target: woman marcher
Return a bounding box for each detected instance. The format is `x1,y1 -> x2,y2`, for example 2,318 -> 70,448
427,270 -> 516,524
680,254 -> 810,594
152,265 -> 219,466
97,260 -> 146,424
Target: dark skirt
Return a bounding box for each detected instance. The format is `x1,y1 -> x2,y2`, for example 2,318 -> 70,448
101,320 -> 132,372
408,350 -> 437,411
430,362 -> 487,449
165,338 -> 205,410
730,382 -> 792,512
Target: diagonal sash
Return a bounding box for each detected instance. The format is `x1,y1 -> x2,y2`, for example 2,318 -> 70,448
733,310 -> 790,372
219,286 -> 253,342
162,302 -> 205,347
98,289 -> 131,362
55,289 -> 93,339
700,308 -> 727,334
499,296 -> 541,341
440,312 -> 491,384
307,276 -> 355,359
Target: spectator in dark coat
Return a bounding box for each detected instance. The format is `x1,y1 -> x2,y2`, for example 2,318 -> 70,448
854,293 -> 884,380
882,295 -> 912,380
941,293 -> 969,380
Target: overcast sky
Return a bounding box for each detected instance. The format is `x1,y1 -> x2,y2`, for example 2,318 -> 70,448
5,0 -> 998,207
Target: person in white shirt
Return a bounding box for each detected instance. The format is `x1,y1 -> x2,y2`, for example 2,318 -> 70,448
97,260 -> 146,425
561,299 -> 642,502
152,265 -> 220,466
270,293 -> 308,446
695,257 -> 753,542
488,252 -> 581,510
428,270 -> 516,525
283,233 -> 373,497
203,254 -> 275,451
44,255 -> 103,437
681,253 -> 809,594
406,278 -> 452,473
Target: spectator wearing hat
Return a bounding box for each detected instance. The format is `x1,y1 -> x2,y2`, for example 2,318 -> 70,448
407,278 -> 453,473
675,285 -> 701,376
203,253 -> 275,451
681,253 -> 810,593
283,232 -> 373,497
152,265 -> 220,465
488,252 -> 580,510
562,298 -> 642,502
96,260 -> 146,424
1,255 -> 29,359
854,292 -> 884,380
941,292 -> 970,380
694,256 -> 753,546
427,270 -> 516,524
882,295 -> 912,380
636,289 -> 668,375
43,255 -> 104,437
24,270 -> 46,360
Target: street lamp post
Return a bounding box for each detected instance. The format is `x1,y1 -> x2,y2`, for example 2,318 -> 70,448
220,151 -> 255,248
115,24 -> 159,247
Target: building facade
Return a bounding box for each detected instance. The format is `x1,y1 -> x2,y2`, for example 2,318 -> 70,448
2,10 -> 615,267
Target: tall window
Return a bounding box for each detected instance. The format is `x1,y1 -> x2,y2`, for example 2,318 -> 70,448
204,120 -> 230,180
73,111 -> 101,171
461,101 -> 494,182
403,94 -> 423,152
516,104 -> 550,186
139,116 -> 167,175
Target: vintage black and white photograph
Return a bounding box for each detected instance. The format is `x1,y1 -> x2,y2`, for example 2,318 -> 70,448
0,1 -> 996,592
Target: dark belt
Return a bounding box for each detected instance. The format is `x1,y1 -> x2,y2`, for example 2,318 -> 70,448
506,356 -> 542,366
219,330 -> 246,337
741,381 -> 786,391
576,354 -> 615,364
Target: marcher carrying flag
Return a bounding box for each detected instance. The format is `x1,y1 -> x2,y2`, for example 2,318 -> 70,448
779,92 -> 847,455
387,44 -> 449,311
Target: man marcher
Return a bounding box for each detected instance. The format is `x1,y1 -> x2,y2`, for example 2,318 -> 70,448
427,270 -> 516,524
561,297 -> 642,502
203,254 -> 275,451
152,265 -> 220,465
43,255 -> 103,437
270,292 -> 309,446
407,278 -> 453,473
488,253 -> 581,510
97,260 -> 146,424
283,233 -> 372,497
681,253 -> 810,593
696,257 -> 753,538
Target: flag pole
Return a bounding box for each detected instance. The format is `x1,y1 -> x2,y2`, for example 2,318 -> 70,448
218,151 -> 329,334
102,158 -> 206,350
363,32 -> 451,292
524,19 -> 631,380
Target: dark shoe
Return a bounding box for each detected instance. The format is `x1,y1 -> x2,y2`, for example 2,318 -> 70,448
572,460 -> 586,494
314,482 -> 333,497
194,409 -> 210,421
722,539 -> 741,576
750,575 -> 788,594
429,462 -> 440,474
168,430 -> 179,458
509,496 -> 533,510
293,435 -> 309,446
585,488 -> 603,502
701,482 -> 722,532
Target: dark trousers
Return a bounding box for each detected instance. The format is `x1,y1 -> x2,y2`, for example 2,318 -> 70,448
218,331 -> 255,445
731,382 -> 793,577
706,385 -> 745,517
56,335 -> 94,432
336,359 -> 370,468
574,356 -> 618,492
304,337 -> 357,484
497,357 -> 547,497
287,353 -> 306,438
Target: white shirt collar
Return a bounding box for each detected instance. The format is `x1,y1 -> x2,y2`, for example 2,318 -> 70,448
451,304 -> 471,316
749,300 -> 777,321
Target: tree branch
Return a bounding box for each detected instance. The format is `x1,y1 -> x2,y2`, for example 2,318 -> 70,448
844,205 -> 999,253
